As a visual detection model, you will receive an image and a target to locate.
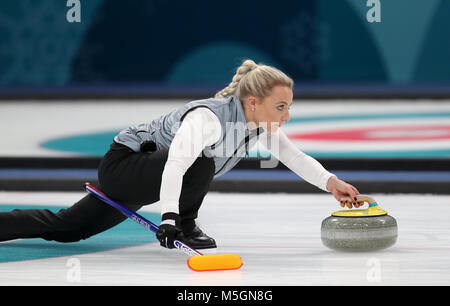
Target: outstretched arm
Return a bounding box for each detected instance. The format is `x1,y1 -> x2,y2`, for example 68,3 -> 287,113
258,128 -> 361,207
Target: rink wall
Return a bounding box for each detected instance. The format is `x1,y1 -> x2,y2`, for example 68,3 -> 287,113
1,1 -> 450,99
0,157 -> 448,194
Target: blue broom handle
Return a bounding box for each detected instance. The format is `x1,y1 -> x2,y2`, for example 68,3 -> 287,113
84,183 -> 202,257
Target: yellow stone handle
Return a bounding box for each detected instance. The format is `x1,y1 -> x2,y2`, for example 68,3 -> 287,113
334,195 -> 387,216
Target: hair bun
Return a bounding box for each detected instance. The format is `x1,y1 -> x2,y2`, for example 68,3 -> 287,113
241,59 -> 258,71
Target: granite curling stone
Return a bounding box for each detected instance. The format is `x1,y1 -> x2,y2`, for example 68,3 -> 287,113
321,195 -> 397,252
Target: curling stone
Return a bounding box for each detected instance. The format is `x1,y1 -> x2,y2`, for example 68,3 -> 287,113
321,195 -> 397,252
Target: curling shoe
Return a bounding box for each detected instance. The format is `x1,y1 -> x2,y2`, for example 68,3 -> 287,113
181,226 -> 217,249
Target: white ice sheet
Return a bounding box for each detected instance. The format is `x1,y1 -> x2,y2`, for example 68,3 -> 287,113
0,191 -> 449,286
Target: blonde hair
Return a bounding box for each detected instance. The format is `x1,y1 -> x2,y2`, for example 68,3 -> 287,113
215,59 -> 294,100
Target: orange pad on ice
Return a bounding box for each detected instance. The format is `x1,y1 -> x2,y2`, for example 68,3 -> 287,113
187,254 -> 243,272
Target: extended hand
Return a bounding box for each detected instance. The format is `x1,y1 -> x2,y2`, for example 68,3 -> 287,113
326,176 -> 361,209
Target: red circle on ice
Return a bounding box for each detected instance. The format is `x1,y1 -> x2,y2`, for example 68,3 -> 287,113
288,125 -> 450,141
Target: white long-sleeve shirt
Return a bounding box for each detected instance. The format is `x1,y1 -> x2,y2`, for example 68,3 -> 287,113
159,107 -> 335,220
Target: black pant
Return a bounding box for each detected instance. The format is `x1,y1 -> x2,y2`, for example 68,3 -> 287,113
0,143 -> 215,242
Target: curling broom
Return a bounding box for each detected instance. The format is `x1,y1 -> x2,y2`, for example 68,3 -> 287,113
84,183 -> 242,272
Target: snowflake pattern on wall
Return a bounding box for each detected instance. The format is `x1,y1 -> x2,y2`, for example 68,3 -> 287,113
280,11 -> 331,75
0,0 -> 102,85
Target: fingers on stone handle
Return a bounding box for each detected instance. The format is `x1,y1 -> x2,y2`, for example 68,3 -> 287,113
340,196 -> 352,202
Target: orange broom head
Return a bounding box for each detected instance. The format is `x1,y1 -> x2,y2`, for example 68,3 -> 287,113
187,254 -> 243,272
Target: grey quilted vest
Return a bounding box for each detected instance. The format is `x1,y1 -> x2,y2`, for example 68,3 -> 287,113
113,95 -> 263,177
